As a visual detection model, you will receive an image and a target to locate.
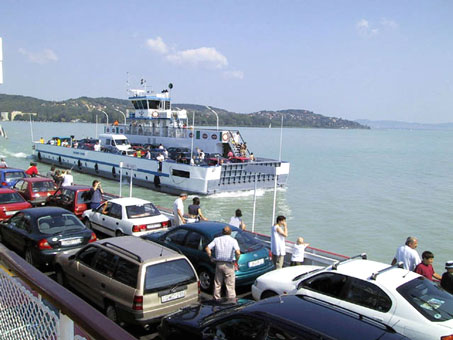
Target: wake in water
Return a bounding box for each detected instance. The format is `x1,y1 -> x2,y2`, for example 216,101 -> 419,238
208,186 -> 287,199
0,150 -> 29,159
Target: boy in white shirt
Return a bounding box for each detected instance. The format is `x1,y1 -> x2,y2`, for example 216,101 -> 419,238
290,237 -> 310,266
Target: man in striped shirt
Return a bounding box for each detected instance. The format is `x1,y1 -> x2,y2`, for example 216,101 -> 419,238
205,226 -> 241,302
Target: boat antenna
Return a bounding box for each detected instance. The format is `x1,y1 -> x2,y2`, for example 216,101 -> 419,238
126,72 -> 130,93
168,83 -> 173,111
279,114 -> 284,162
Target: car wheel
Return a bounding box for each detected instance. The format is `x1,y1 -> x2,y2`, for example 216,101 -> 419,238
115,230 -> 124,237
25,249 -> 34,266
198,268 -> 213,291
261,291 -> 278,299
84,218 -> 92,229
56,268 -> 67,286
105,303 -> 118,323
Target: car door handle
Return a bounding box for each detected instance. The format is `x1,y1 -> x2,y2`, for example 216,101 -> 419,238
101,283 -> 106,289
116,222 -> 119,225
102,218 -> 105,221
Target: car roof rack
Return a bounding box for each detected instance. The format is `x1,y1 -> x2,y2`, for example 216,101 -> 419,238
102,242 -> 142,263
331,253 -> 367,270
370,261 -> 403,280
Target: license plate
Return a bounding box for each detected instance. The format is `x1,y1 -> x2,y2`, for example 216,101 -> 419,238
5,211 -> 16,216
147,223 -> 160,230
161,290 -> 186,303
248,258 -> 264,268
61,238 -> 82,246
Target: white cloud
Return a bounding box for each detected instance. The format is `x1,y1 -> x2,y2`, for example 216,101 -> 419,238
380,18 -> 398,30
18,48 -> 58,64
356,19 -> 379,38
223,70 -> 244,79
145,36 -> 168,54
166,47 -> 228,69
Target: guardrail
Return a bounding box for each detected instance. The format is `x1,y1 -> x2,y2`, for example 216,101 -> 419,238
0,243 -> 136,340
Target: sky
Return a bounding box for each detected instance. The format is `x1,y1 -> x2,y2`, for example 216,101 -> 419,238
1,1 -> 453,123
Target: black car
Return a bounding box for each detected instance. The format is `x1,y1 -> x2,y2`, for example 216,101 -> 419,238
159,295 -> 409,340
0,207 -> 97,268
167,147 -> 191,160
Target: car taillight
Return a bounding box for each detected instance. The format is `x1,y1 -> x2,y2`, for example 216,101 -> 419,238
161,220 -> 169,228
1,182 -> 6,186
268,250 -> 273,260
441,336 -> 453,340
89,232 -> 97,243
132,225 -> 147,232
38,239 -> 52,250
133,295 -> 143,310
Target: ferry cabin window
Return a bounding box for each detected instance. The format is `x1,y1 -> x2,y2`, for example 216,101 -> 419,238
132,101 -> 139,109
148,100 -> 160,110
172,169 -> 190,178
164,101 -> 170,110
141,100 -> 148,109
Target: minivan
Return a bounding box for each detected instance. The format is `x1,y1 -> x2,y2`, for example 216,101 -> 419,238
54,236 -> 199,325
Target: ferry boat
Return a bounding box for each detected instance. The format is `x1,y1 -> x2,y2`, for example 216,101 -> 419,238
33,84 -> 290,195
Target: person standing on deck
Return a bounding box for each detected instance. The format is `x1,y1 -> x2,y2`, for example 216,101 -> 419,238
0,158 -> 7,168
271,215 -> 288,269
90,180 -> 104,210
173,192 -> 188,226
441,261 -> 453,294
229,209 -> 246,230
391,236 -> 421,271
25,162 -> 38,177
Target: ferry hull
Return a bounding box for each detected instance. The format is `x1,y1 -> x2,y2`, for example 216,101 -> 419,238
33,144 -> 289,195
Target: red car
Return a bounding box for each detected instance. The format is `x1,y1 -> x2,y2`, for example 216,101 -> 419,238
46,185 -> 93,218
0,188 -> 32,221
13,177 -> 57,206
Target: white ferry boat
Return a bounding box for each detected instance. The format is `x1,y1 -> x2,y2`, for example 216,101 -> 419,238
33,84 -> 290,195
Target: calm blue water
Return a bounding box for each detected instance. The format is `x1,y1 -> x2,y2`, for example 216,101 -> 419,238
1,121 -> 452,273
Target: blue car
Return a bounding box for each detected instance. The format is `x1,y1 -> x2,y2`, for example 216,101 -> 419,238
0,168 -> 27,188
143,222 -> 274,291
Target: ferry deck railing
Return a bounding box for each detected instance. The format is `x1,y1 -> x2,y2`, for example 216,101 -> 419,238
0,243 -> 136,340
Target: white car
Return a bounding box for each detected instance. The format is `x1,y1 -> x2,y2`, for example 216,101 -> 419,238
252,255 -> 453,340
82,197 -> 170,237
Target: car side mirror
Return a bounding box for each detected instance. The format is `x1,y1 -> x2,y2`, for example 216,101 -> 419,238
68,255 -> 76,261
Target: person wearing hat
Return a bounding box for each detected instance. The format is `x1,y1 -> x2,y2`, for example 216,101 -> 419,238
173,192 -> 188,226
441,261 -> 453,294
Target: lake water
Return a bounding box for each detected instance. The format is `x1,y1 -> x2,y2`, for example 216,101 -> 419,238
1,121 -> 452,273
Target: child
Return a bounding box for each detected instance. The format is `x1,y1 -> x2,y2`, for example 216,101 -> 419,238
415,251 -> 442,281
441,261 -> 453,294
290,237 -> 310,266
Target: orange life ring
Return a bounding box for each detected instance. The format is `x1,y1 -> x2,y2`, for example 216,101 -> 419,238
152,111 -> 159,118
222,133 -> 229,142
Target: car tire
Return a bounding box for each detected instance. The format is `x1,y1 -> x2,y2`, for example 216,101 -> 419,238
56,267 -> 67,287
25,249 -> 34,266
261,291 -> 278,299
198,268 -> 213,291
105,303 -> 118,323
84,218 -> 92,229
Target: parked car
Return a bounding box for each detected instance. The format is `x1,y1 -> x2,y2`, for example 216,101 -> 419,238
54,236 -> 200,325
0,168 -> 27,188
143,222 -> 274,291
76,138 -> 98,150
0,188 -> 32,221
82,197 -> 170,237
167,147 -> 190,160
158,294 -> 409,340
252,255 -> 453,340
46,185 -> 93,218
0,207 -> 96,268
13,177 -> 57,206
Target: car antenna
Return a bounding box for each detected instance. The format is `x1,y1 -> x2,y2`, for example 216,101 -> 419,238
160,246 -> 164,257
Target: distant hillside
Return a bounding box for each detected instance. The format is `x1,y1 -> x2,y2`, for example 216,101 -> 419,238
355,119 -> 453,130
0,93 -> 369,129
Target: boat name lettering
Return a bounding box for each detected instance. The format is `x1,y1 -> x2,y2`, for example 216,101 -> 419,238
73,151 -> 86,156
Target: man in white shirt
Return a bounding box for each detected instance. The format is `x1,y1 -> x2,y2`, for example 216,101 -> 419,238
391,236 -> 421,271
94,141 -> 101,152
61,170 -> 74,187
271,215 -> 288,269
173,192 -> 188,226
205,226 -> 241,302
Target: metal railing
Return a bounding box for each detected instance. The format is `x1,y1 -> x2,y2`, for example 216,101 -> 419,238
0,243 -> 136,340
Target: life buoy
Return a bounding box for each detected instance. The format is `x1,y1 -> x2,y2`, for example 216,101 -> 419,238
222,133 -> 229,142
152,111 -> 159,118
211,134 -> 218,140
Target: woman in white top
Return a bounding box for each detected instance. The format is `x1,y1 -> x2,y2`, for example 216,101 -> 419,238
229,209 -> 246,230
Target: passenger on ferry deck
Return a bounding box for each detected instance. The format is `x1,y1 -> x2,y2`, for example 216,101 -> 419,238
415,251 -> 442,281
271,215 -> 288,269
136,149 -> 142,158
227,150 -> 234,159
250,153 -> 255,161
290,237 -> 310,266
145,149 -> 151,159
188,197 -> 208,221
25,162 -> 38,177
39,137 -> 44,144
229,209 -> 246,230
158,144 -> 164,149
61,170 -> 74,187
94,141 -> 101,152
163,149 -> 169,159
190,156 -> 195,166
173,192 -> 188,226
156,153 -> 164,171
391,236 -> 421,271
89,180 -> 104,210
46,166 -> 56,179
0,158 -> 7,168
441,261 -> 453,294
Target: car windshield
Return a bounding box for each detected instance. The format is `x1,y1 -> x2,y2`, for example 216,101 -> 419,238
37,213 -> 85,234
144,259 -> 197,294
397,277 -> 453,322
32,181 -> 55,192
5,172 -> 25,181
115,139 -> 129,146
126,203 -> 160,219
0,192 -> 26,204
214,230 -> 262,253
